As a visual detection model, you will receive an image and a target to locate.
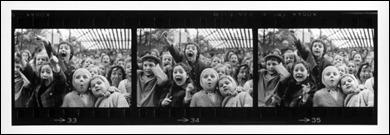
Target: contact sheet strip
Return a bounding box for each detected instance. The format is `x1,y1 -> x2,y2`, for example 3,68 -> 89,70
12,11 -> 377,125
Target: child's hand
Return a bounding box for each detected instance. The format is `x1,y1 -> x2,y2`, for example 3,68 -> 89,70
301,83 -> 311,102
35,35 -> 50,48
161,96 -> 172,107
50,55 -> 59,65
123,93 -> 131,99
186,83 -> 195,94
271,94 -> 282,105
163,31 -> 174,46
108,86 -> 120,93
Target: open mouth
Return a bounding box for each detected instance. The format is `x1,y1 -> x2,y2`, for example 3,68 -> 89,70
60,52 -> 67,57
187,52 -> 194,57
295,74 -> 304,79
174,76 -> 183,82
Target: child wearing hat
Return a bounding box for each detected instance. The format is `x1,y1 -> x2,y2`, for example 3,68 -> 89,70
62,68 -> 96,107
258,54 -> 290,107
137,55 -> 168,107
340,74 -> 374,107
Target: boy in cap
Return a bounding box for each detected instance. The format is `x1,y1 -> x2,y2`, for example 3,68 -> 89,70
258,54 -> 290,107
137,55 -> 168,107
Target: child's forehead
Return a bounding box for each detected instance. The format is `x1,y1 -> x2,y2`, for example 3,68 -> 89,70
324,67 -> 338,73
41,65 -> 52,70
173,65 -> 184,70
218,77 -> 231,82
162,54 -> 172,58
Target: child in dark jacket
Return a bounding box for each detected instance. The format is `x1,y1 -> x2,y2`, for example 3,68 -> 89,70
160,63 -> 195,107
163,35 -> 208,90
26,55 -> 67,108
292,35 -> 332,90
279,61 -> 317,107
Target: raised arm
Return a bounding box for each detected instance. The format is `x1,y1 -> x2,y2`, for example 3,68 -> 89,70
151,64 -> 168,86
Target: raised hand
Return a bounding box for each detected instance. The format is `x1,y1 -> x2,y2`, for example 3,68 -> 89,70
161,96 -> 172,107
162,31 -> 174,46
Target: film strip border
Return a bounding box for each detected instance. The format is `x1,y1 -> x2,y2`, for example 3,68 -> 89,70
13,108 -> 376,125
13,11 -> 376,28
12,11 -> 377,125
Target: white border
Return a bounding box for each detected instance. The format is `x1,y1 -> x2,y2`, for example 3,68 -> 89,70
2,1 -> 389,134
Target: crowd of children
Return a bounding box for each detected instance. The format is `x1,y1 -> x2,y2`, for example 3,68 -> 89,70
258,36 -> 375,107
136,36 -> 254,107
14,32 -> 374,108
15,36 -> 130,108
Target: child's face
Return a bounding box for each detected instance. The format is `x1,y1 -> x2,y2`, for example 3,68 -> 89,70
162,54 -> 173,67
224,63 -> 232,71
172,65 -> 188,86
201,70 -> 218,90
36,53 -> 49,67
102,55 -> 110,65
21,52 -> 29,61
110,68 -> 124,87
216,67 -> 227,77
211,57 -> 221,67
266,59 -> 279,75
14,63 -> 21,77
185,44 -> 198,63
125,62 -> 132,78
89,67 -> 99,78
218,78 -> 235,97
354,54 -> 362,64
347,62 -> 356,74
117,60 -> 125,69
91,78 -> 108,97
229,55 -> 238,65
99,65 -> 106,76
337,66 -> 346,76
340,76 -> 358,94
237,67 -> 249,81
40,65 -> 54,83
293,63 -> 309,83
143,61 -> 156,77
284,53 -> 295,65
73,71 -> 91,93
323,67 -> 340,88
311,42 -> 324,58
333,55 -> 343,65
359,65 -> 373,82
58,44 -> 71,59
84,58 -> 94,68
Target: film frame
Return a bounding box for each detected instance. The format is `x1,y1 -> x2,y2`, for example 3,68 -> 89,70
11,10 -> 377,125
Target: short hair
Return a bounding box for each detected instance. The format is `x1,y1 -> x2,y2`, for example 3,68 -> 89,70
57,42 -> 74,60
106,65 -> 126,85
310,39 -> 327,57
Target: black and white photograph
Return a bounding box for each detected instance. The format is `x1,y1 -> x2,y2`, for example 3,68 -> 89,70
136,29 -> 253,107
2,1 -> 388,134
258,28 -> 375,107
13,29 -> 132,108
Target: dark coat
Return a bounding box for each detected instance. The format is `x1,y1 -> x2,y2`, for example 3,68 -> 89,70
295,41 -> 332,90
24,65 -> 67,108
